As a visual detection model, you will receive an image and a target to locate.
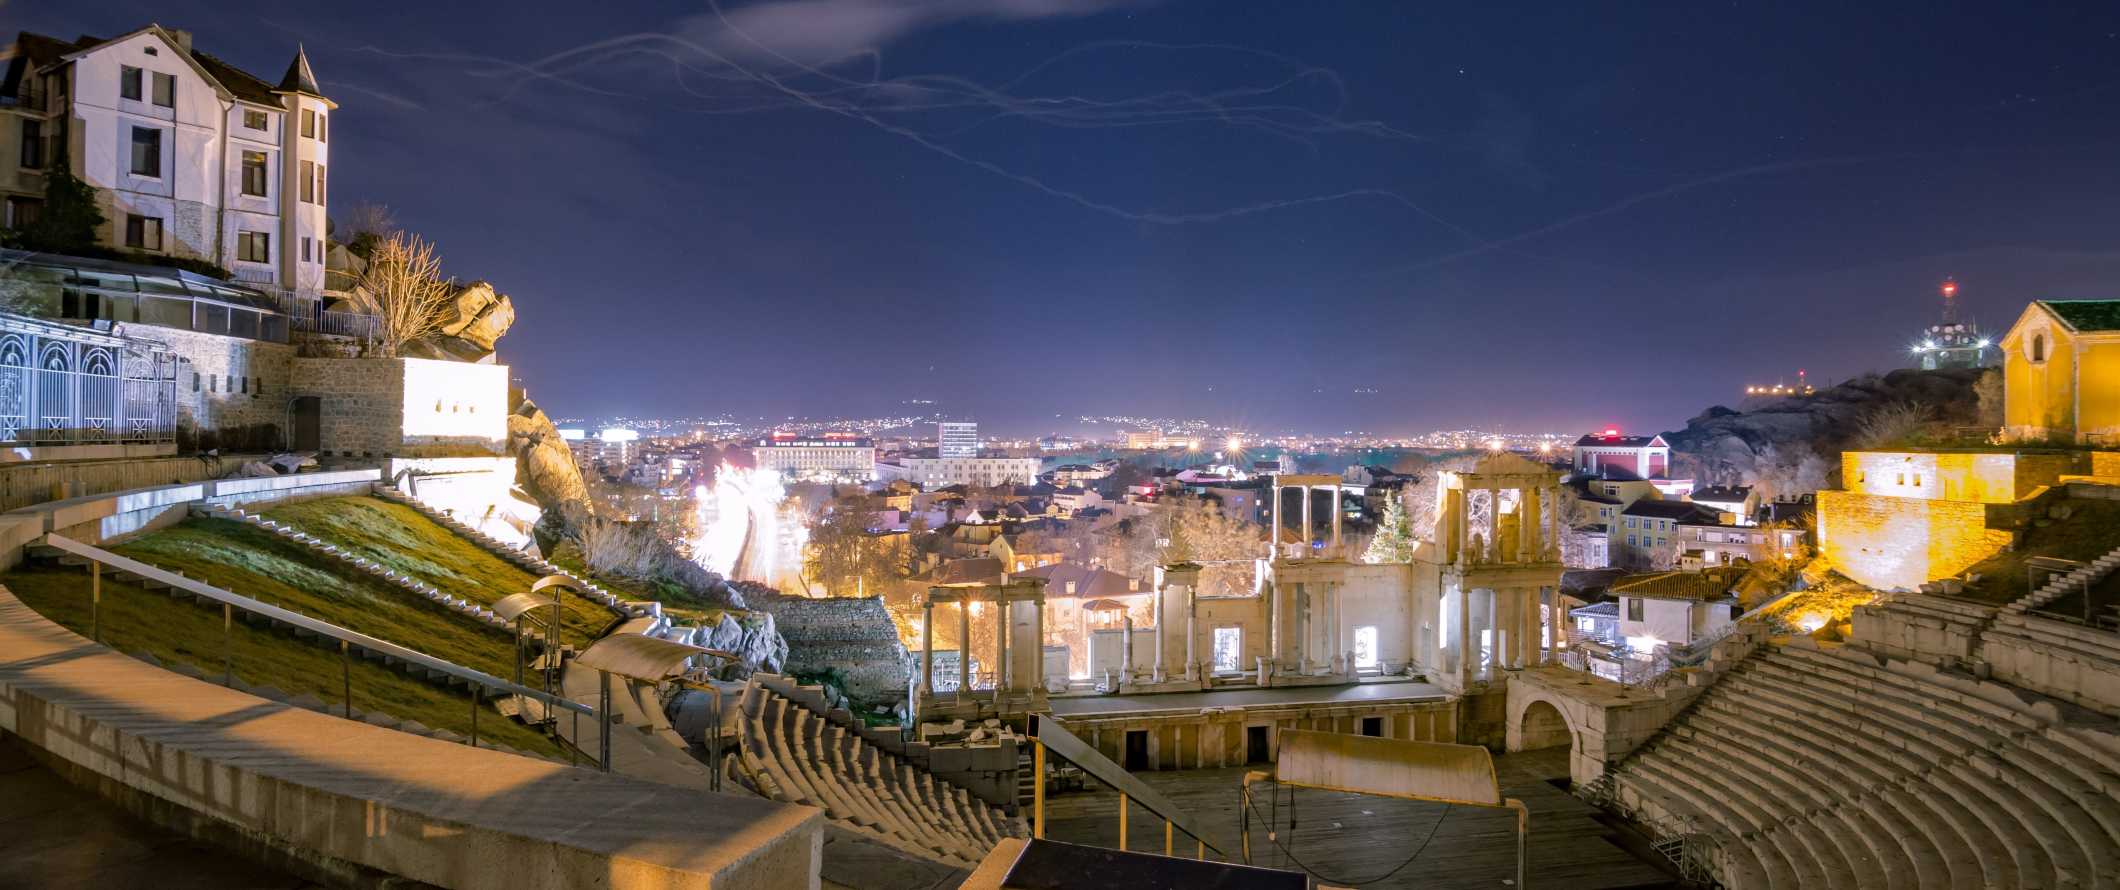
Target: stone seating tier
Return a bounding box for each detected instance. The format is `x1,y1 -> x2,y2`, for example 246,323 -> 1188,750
1607,641 -> 2120,890
734,675 -> 1024,869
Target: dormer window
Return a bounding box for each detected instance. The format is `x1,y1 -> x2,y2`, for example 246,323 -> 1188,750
243,109 -> 267,130
2031,333 -> 2047,363
120,66 -> 143,100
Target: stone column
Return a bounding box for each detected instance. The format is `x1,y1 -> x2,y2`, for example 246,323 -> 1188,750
1034,596 -> 1047,691
1521,486 -> 1541,561
1183,585 -> 1197,679
1152,579 -> 1166,681
995,589 -> 1009,692
1121,615 -> 1135,682
921,598 -> 935,695
1456,587 -> 1472,683
957,599 -> 970,694
1269,481 -> 1282,559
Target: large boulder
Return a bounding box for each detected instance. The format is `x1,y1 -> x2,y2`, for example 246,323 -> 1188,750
437,281 -> 515,351
507,393 -> 592,522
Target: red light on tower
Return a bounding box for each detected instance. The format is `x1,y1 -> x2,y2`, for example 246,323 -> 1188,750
1940,280 -> 1957,298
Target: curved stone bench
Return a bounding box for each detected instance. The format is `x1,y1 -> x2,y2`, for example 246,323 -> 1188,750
0,588 -> 820,889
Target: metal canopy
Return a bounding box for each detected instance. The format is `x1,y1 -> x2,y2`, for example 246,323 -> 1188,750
575,633 -> 712,681
531,575 -> 585,595
491,593 -> 561,623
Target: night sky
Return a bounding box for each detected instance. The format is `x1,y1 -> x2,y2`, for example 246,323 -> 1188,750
27,2 -> 2120,435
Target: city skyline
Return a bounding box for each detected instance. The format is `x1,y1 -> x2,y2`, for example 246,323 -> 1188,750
26,1 -> 2120,435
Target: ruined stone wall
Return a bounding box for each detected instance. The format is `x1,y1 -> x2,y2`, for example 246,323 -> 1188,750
1065,698 -> 1459,770
290,357 -> 401,456
123,325 -> 296,450
1817,489 -> 2012,592
751,594 -> 910,706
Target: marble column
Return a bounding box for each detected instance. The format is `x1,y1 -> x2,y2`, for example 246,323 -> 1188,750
1269,481 -> 1282,559
1456,587 -> 1472,683
921,598 -> 935,695
1034,596 -> 1046,691
995,590 -> 1009,691
1521,486 -> 1541,560
1183,585 -> 1197,679
957,599 -> 970,693
1121,615 -> 1135,680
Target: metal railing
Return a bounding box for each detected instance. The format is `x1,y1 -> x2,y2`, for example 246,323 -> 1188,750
44,533 -> 600,761
266,289 -> 381,340
0,322 -> 178,446
1026,713 -> 1225,859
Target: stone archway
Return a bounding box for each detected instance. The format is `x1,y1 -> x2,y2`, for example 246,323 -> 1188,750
1515,699 -> 1572,751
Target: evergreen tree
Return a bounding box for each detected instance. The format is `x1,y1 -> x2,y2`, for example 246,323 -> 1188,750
1363,497 -> 1419,564
22,151 -> 105,254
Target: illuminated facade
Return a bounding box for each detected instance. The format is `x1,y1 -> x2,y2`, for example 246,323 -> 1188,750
1,25 -> 334,292
937,421 -> 978,458
749,432 -> 876,481
1816,449 -> 2072,591
2001,299 -> 2120,444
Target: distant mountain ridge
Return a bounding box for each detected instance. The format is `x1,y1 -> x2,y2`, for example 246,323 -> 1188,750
1661,367 -> 1990,496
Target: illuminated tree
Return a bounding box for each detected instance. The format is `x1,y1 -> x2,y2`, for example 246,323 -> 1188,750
802,504 -> 905,598
1362,497 -> 1418,564
361,232 -> 454,357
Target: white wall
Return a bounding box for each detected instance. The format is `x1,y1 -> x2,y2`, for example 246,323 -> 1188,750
398,358 -> 508,446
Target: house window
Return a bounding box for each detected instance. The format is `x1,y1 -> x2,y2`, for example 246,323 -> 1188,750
301,109 -> 315,138
317,113 -> 327,143
237,231 -> 270,263
125,214 -> 163,250
244,109 -> 267,130
129,127 -> 162,177
152,72 -> 175,108
316,164 -> 326,204
2031,334 -> 2046,363
1627,598 -> 1644,621
5,197 -> 42,230
18,119 -> 40,169
300,160 -> 314,202
301,236 -> 312,263
121,66 -> 143,100
241,151 -> 268,196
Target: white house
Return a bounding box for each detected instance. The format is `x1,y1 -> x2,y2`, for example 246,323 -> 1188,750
1,24 -> 333,292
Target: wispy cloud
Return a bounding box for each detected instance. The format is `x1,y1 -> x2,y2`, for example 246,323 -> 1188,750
676,0 -> 1151,65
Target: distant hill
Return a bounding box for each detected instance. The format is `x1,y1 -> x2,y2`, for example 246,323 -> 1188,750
1661,367 -> 1991,497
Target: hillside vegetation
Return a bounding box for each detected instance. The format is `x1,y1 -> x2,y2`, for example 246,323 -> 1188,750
1664,367 -> 1991,497
262,495 -> 616,645
6,565 -> 563,755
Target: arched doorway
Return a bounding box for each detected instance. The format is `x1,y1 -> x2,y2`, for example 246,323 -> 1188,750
1516,699 -> 1571,751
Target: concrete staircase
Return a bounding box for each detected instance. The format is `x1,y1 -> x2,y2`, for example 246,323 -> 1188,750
2007,543 -> 2120,616
734,674 -> 1025,869
1605,640 -> 2120,890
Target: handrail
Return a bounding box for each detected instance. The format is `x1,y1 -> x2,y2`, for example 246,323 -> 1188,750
1027,713 -> 1224,855
41,533 -> 593,716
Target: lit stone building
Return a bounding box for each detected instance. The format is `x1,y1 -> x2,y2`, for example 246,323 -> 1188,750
936,420 -> 978,458
2000,299 -> 2120,444
1,25 -> 333,292
878,452 -> 1042,488
748,432 -> 875,482
1571,429 -> 1693,497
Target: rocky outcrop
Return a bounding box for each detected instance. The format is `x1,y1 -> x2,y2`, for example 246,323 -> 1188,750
747,594 -> 912,708
1663,368 -> 1988,495
396,281 -> 515,363
507,393 -> 593,526
707,611 -> 790,677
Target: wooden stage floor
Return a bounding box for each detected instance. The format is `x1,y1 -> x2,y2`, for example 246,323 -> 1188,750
1041,747 -> 1679,889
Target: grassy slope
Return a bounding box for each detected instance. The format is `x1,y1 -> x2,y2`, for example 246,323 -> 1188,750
543,547 -> 728,628
261,496 -> 614,646
6,566 -> 563,755
1961,498 -> 2120,603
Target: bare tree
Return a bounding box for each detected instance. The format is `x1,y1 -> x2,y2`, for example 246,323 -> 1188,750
362,232 -> 454,357
1855,401 -> 1935,449
338,203 -> 399,257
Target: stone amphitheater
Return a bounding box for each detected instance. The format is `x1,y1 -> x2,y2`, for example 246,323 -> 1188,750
1602,597 -> 2120,890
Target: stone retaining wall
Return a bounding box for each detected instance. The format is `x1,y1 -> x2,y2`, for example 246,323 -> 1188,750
752,594 -> 910,706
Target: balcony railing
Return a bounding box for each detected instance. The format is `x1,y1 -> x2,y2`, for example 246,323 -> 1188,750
0,316 -> 178,447
267,289 -> 380,341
